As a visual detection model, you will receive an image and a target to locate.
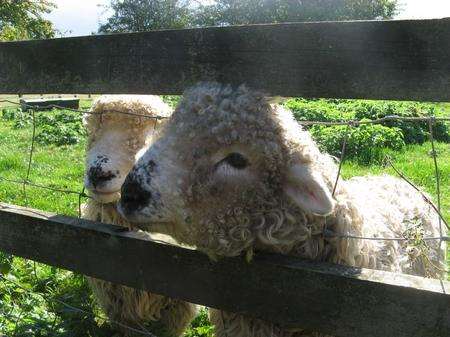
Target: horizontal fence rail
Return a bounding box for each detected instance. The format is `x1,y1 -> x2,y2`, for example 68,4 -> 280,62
0,202 -> 449,337
1,19 -> 450,100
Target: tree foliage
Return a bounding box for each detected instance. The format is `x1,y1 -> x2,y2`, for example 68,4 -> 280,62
0,0 -> 56,41
193,0 -> 399,27
100,0 -> 399,33
99,0 -> 192,33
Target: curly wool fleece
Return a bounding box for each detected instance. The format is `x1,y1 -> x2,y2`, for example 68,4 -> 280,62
84,94 -> 172,152
122,83 -> 445,337
82,202 -> 197,337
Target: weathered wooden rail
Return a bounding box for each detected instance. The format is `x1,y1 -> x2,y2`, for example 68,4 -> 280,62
0,203 -> 449,337
0,19 -> 450,337
1,19 -> 450,101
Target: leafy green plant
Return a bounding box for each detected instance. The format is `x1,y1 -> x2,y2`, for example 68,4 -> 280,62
352,101 -> 449,143
184,309 -> 214,337
286,98 -> 449,145
2,106 -> 87,145
286,98 -> 448,164
0,257 -> 114,337
162,95 -> 181,109
1,108 -> 18,121
310,123 -> 405,164
0,252 -> 13,275
35,110 -> 87,146
1,107 -> 33,128
285,98 -> 354,122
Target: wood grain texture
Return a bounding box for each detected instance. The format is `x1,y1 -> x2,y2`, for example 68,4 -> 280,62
0,202 -> 449,337
1,19 -> 450,101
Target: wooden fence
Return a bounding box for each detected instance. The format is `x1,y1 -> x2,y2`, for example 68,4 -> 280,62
0,19 -> 449,337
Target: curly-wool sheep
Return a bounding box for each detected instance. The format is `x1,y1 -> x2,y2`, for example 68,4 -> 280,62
82,95 -> 196,337
118,84 -> 445,337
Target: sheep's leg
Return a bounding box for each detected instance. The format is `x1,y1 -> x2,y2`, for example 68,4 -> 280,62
209,309 -> 332,337
88,277 -> 196,337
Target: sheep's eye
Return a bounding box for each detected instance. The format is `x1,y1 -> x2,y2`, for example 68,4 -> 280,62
217,152 -> 249,169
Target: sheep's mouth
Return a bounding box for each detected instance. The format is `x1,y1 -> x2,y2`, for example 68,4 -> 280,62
116,202 -> 160,225
88,189 -> 121,203
90,190 -> 120,195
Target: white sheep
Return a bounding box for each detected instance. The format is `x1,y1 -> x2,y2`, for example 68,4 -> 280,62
82,95 -> 197,337
118,83 -> 445,337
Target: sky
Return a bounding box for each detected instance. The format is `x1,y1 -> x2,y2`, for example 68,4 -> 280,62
45,0 -> 111,36
45,0 -> 450,37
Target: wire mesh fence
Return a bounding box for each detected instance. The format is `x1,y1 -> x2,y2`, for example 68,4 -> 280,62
0,96 -> 449,336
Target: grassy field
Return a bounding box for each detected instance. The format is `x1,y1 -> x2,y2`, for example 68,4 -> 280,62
0,97 -> 448,336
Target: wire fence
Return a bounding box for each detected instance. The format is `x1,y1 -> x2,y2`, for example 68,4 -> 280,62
0,98 -> 163,336
0,96 -> 449,336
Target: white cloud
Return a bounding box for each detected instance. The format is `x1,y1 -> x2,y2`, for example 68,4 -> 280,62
396,0 -> 450,19
45,0 -> 111,37
46,0 -> 214,37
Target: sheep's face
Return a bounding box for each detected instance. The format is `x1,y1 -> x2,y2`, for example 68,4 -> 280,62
84,116 -> 155,204
119,84 -> 335,256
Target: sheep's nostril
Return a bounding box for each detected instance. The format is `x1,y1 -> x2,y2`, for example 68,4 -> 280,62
120,178 -> 152,211
88,167 -> 117,186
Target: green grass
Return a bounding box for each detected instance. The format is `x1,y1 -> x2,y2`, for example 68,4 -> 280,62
0,100 -> 448,336
0,119 -> 86,216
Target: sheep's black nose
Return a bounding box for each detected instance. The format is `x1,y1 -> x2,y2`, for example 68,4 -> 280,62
120,177 -> 152,211
88,167 -> 116,187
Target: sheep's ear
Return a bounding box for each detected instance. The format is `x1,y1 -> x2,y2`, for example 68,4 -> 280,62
283,163 -> 334,216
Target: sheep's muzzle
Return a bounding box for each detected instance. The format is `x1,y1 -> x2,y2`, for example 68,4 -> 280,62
119,176 -> 153,216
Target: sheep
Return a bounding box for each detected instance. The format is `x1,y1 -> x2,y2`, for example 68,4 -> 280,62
82,95 -> 197,337
118,83 -> 445,337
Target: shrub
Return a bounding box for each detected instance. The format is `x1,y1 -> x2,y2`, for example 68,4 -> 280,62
1,108 -> 17,120
1,107 -> 33,128
35,110 -> 86,146
2,106 -> 87,145
286,99 -> 410,163
184,309 -> 214,337
310,123 -> 405,164
286,98 -> 449,145
162,95 -> 181,108
0,252 -> 12,275
285,98 -> 354,122
351,101 -> 448,143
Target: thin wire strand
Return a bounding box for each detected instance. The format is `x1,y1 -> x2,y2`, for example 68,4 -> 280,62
297,114 -> 450,125
0,100 -> 168,120
22,109 -> 36,206
323,229 -> 450,242
385,158 -> 449,231
25,109 -> 36,182
332,122 -> 352,196
428,118 -> 443,235
0,176 -> 91,198
4,99 -> 450,123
